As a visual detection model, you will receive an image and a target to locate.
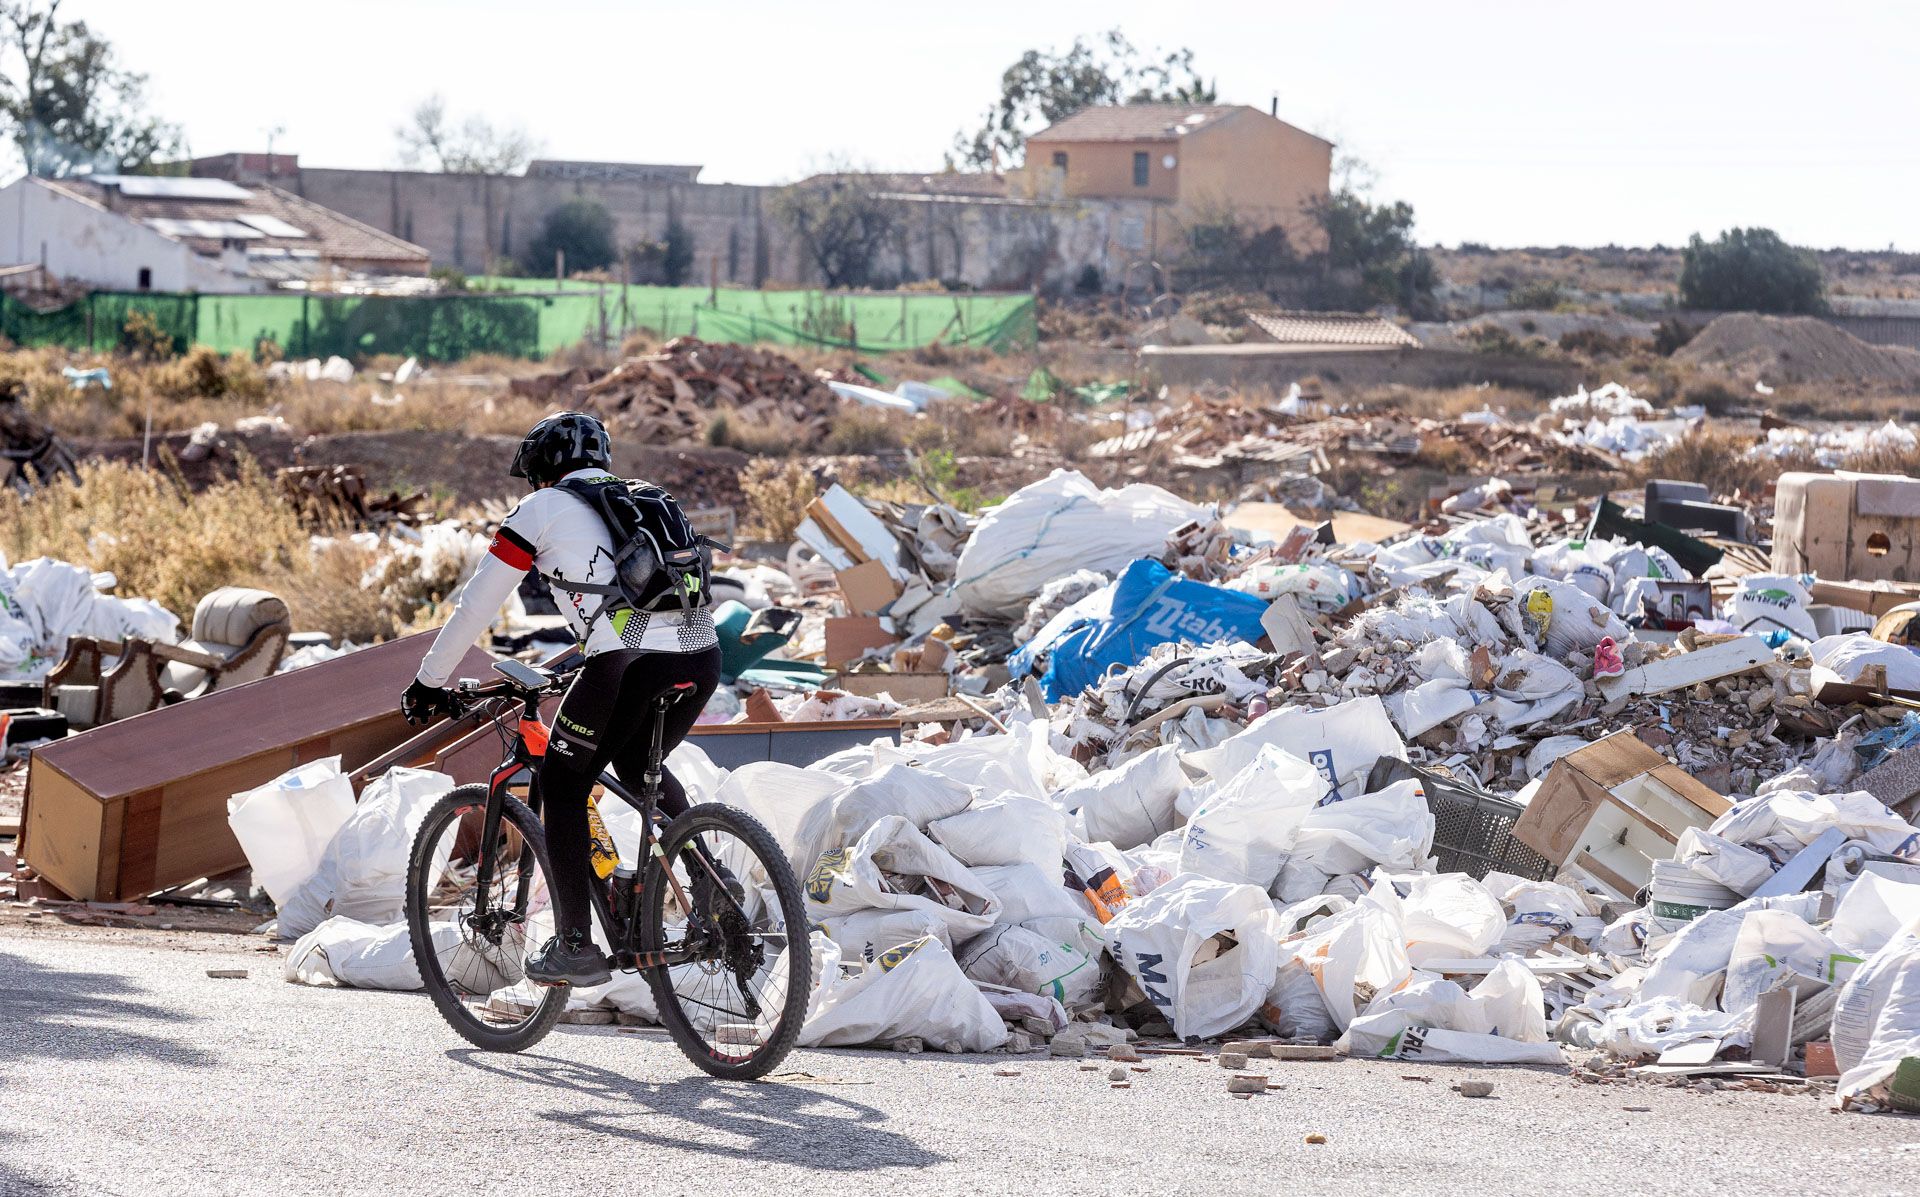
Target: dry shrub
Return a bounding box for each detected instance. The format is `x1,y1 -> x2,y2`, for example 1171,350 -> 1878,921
1842,442 -> 1920,478
148,345 -> 268,403
0,457 -> 451,641
1411,437 -> 1479,474
738,458 -> 817,540
1630,428 -> 1798,498
706,412 -> 814,456
907,400 -> 1017,458
824,407 -> 909,455
0,457 -> 307,617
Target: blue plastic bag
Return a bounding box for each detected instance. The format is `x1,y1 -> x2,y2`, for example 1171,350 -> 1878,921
1011,558 -> 1271,701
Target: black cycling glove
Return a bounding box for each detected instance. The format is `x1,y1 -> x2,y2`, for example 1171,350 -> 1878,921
401,678 -> 457,725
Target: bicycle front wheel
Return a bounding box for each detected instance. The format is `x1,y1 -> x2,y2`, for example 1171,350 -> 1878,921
639,803 -> 812,1080
405,783 -> 567,1052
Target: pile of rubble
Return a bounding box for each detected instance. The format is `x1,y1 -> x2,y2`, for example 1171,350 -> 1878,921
545,338 -> 843,445
51,390 -> 1920,1115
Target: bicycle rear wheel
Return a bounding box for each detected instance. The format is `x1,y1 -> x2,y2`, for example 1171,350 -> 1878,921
639,803 -> 811,1080
405,783 -> 567,1052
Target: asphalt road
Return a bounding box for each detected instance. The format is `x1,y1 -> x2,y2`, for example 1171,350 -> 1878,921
3,933 -> 1919,1197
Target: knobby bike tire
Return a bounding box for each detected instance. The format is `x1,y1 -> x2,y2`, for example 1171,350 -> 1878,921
639,803 -> 812,1080
405,782 -> 567,1052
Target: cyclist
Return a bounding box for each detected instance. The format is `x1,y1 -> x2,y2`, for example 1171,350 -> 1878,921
400,411 -> 720,987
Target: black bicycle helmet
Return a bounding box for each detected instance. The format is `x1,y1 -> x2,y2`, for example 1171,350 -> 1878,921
510,411 -> 612,487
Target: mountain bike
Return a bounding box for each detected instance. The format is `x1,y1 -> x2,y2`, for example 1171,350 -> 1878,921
398,656 -> 810,1079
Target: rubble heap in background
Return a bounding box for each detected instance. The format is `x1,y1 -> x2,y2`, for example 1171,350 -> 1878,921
578,337 -> 841,445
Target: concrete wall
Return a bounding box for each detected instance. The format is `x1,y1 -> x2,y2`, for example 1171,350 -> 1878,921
0,178 -> 254,293
1177,112 -> 1332,251
288,167 -> 802,284
277,163 -> 1169,294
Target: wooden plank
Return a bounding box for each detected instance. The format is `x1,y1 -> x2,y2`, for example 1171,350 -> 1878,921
1596,635 -> 1771,703
116,790 -> 163,900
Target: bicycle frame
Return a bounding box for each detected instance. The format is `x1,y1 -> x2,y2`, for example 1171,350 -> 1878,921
465,681 -> 709,974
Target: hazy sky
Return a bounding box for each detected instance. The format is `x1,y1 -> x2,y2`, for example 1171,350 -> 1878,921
67,0 -> 1920,249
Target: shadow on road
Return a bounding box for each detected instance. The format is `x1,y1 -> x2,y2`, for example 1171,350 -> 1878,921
0,948 -> 215,1194
449,1048 -> 947,1171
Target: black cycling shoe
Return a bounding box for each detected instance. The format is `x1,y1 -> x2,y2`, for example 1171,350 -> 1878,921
526,933 -> 611,987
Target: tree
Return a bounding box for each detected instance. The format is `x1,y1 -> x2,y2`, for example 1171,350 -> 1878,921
662,221 -> 695,286
523,198 -> 615,274
396,93 -> 540,175
956,30 -> 1214,169
0,0 -> 183,175
1680,227 -> 1826,314
771,174 -> 899,288
1180,209 -> 1299,291
1310,187 -> 1433,312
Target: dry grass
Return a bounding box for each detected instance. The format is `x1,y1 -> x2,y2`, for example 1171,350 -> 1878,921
1630,427 -> 1808,499
0,458 -> 446,641
1342,383 -> 1544,421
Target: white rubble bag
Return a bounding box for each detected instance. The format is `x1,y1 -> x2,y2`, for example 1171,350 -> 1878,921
1721,909 -> 1849,1015
800,934 -> 1010,1052
927,795 -> 1068,872
1055,744 -> 1187,850
951,469 -> 1209,620
1186,695 -> 1405,801
886,718 -> 1085,801
1342,959 -> 1561,1064
1178,744 -> 1327,887
1834,922 -> 1920,1108
1638,892 -> 1825,1007
1106,873 -> 1280,1039
972,862 -> 1099,925
822,907 -> 954,961
789,763 -> 974,883
228,757 -> 357,906
956,923 -> 1103,1011
284,916 -> 451,990
804,815 -> 1002,940
1259,958 -> 1338,1042
1384,873 -> 1506,966
714,761 -> 854,877
1287,893 -> 1413,1031
277,766 -> 453,939
1290,779 -> 1436,877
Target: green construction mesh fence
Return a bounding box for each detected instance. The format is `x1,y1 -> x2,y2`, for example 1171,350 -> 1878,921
0,286 -> 1034,361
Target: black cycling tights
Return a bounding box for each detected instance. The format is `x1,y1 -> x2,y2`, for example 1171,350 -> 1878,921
536,644 -> 722,939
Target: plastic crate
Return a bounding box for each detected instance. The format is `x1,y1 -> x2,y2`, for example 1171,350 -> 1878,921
1368,758 -> 1554,882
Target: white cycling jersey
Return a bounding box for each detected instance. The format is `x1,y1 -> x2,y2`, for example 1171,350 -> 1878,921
416,468 -> 716,687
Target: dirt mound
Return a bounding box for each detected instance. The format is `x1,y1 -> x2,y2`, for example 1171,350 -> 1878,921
1674,313 -> 1920,387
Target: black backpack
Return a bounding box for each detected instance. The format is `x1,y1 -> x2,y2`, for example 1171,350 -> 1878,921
551,475 -> 728,622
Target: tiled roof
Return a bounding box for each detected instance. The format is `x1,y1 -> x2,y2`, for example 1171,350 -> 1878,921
45,176 -> 428,266
1027,104 -> 1243,144
1247,309 -> 1421,348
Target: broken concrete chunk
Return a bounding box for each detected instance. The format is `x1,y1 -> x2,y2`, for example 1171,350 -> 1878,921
205,968 -> 248,980
1226,1075 -> 1270,1094
1108,1066 -> 1128,1081
1270,1043 -> 1341,1061
1457,1080 -> 1495,1098
1218,1051 -> 1250,1070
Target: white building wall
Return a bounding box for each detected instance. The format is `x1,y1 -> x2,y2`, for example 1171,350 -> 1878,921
0,177 -> 260,293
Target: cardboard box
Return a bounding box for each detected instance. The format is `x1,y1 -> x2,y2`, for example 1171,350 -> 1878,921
824,616 -> 898,670
831,672 -> 950,704
1512,731 -> 1731,898
1775,472 -> 1920,582
21,632 -> 495,901
836,559 -> 902,617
